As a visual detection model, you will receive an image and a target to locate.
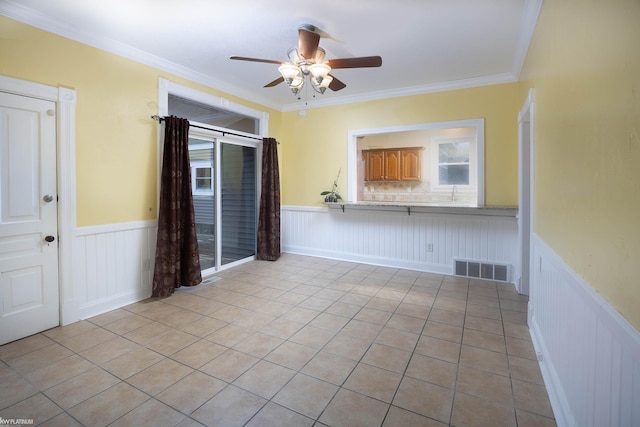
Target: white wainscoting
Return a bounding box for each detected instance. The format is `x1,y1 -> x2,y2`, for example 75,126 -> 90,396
530,234 -> 640,427
74,220 -> 157,319
281,205 -> 518,281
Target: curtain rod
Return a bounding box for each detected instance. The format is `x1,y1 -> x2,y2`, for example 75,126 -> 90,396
151,115 -> 263,141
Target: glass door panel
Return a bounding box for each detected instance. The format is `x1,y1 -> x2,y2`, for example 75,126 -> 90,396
221,143 -> 257,265
188,138 -> 215,271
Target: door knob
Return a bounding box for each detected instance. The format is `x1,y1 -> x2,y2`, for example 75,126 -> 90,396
45,236 -> 55,243
43,195 -> 54,203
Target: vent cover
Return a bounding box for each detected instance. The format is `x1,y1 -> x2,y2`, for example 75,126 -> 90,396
454,259 -> 509,282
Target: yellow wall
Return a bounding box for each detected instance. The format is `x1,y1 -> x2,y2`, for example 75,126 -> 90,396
519,0 -> 640,328
279,84 -> 521,207
0,16 -> 282,227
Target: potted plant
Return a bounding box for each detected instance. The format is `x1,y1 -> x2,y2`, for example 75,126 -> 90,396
321,168 -> 343,203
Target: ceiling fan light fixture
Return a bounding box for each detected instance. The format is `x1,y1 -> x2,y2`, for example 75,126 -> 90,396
278,63 -> 301,85
309,63 -> 331,84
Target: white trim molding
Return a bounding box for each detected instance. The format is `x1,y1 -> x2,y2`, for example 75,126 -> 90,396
0,74 -> 78,326
529,234 -> 640,427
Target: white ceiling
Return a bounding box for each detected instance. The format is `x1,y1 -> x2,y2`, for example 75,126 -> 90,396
0,0 -> 542,111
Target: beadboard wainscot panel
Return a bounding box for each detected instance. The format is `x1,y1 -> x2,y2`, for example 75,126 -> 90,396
530,234 -> 640,427
281,205 -> 518,281
75,220 -> 157,319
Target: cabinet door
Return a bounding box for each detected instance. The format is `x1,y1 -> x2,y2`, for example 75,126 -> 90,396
384,150 -> 401,181
401,149 -> 421,181
368,151 -> 385,180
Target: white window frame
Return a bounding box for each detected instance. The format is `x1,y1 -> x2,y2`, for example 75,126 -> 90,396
430,135 -> 477,192
190,160 -> 214,196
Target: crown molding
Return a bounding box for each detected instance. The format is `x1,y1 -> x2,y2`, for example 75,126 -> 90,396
280,73 -> 518,112
512,0 -> 543,78
1,0 -> 535,113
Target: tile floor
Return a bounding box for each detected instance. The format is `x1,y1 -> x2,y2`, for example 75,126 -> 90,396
0,254 -> 556,426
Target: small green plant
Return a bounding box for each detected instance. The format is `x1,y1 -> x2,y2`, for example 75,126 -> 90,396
321,168 -> 343,203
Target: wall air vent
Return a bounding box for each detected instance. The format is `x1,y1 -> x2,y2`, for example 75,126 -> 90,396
454,259 -> 509,282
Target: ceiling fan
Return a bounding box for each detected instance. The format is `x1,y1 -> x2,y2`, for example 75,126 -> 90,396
230,24 -> 382,96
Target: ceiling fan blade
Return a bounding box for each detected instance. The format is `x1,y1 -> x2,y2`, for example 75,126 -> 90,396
230,56 -> 284,65
298,27 -> 320,60
328,75 -> 347,91
327,56 -> 382,69
264,76 -> 284,88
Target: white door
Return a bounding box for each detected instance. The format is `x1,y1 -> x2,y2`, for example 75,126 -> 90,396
0,91 -> 59,345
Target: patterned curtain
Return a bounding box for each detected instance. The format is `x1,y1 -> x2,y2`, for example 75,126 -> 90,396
152,116 -> 202,297
257,137 -> 281,260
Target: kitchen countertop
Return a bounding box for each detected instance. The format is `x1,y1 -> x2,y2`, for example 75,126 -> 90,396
326,201 -> 518,217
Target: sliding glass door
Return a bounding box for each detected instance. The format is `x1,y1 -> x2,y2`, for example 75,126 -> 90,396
188,133 -> 258,274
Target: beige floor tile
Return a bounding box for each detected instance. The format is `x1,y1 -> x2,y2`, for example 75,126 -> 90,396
502,309 -> 528,325
339,292 -> 372,307
512,378 -> 555,418
423,321 -> 463,343
456,365 -> 513,406
25,354 -> 94,390
101,313 -> 151,334
375,327 -> 419,352
1,393 -> 62,425
204,323 -> 253,347
465,315 -> 505,335
191,385 -> 266,426
233,332 -> 283,358
362,343 -> 411,374
233,360 -> 295,399
56,327 -> 117,353
43,367 -> 120,409
127,358 -> 193,396
0,365 -> 39,410
289,325 -> 335,349
506,336 -> 538,360
428,308 -> 465,327
405,353 -> 457,389
170,339 -> 227,369
309,312 -> 350,332
395,302 -> 431,319
233,311 -> 277,331
393,376 -> 453,423
79,336 -> 142,365
298,296 -> 333,311
414,335 -> 461,363
341,319 -> 383,342
509,354 -> 545,384
178,315 -> 227,337
301,351 -> 358,385
7,343 -> 74,375
366,296 -> 402,311
459,345 -> 510,376
319,388 -> 390,427
102,346 -> 165,379
265,341 -> 317,370
40,412 -> 84,427
386,313 -> 426,334
145,330 -> 199,356
259,317 -> 304,339
255,300 -> 294,317
343,363 -> 402,402
463,328 -> 507,353
109,398 -> 186,427
323,333 -> 371,361
383,405 -> 448,427
354,307 -> 393,325
433,296 -> 467,313
516,409 -> 558,427
245,402 -> 314,427
451,392 -> 517,427
200,349 -> 259,382
156,371 -> 226,415
314,288 -> 347,302
0,333 -> 54,361
282,306 -> 321,323
68,382 -> 148,427
466,302 -> 503,320
325,301 -> 361,318
42,320 -> 97,342
503,321 -> 531,340
123,322 -> 175,345
273,373 -> 338,419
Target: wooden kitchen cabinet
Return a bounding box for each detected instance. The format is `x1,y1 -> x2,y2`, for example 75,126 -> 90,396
363,147 -> 421,182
